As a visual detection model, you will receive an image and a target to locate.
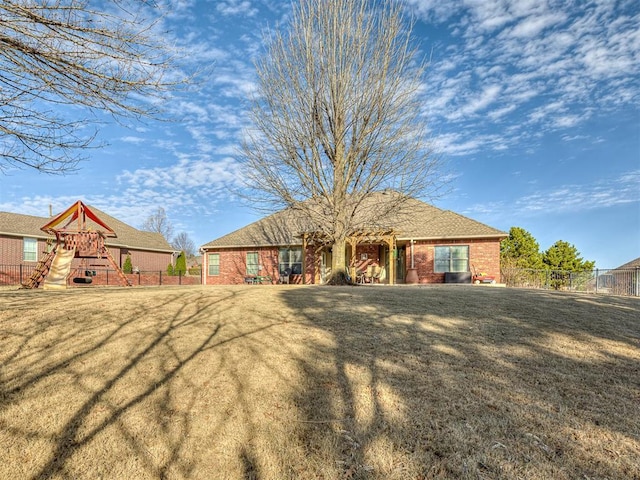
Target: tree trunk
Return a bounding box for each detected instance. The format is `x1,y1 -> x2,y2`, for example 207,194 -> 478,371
329,237 -> 349,284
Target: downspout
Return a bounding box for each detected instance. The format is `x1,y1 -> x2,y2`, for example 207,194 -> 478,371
410,239 -> 415,269
200,248 -> 207,286
405,239 -> 419,284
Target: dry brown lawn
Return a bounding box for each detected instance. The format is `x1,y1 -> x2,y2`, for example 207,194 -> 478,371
0,285 -> 638,480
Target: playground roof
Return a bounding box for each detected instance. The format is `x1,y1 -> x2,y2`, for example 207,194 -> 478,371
41,201 -> 116,236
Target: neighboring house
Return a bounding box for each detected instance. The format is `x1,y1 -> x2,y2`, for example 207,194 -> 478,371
0,206 -> 174,276
200,192 -> 507,285
607,257 -> 640,296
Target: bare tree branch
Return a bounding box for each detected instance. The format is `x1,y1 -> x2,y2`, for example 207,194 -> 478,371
0,0 -> 185,173
172,231 -> 196,257
241,0 -> 445,280
141,206 -> 174,242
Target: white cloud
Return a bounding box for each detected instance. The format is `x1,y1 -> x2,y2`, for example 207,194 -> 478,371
118,157 -> 243,191
415,1 -> 640,155
121,136 -> 146,144
216,0 -> 258,17
466,170 -> 640,219
509,13 -> 565,38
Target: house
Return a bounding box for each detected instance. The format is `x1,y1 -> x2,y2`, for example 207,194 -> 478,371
606,257 -> 640,296
0,206 -> 174,285
200,193 -> 507,285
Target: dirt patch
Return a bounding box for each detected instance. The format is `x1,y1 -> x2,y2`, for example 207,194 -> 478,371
1,285 -> 638,479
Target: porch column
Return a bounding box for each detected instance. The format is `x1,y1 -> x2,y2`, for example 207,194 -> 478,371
387,236 -> 396,285
302,233 -> 307,285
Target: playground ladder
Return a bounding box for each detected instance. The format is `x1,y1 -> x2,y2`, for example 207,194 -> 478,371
99,245 -> 132,287
21,241 -> 56,289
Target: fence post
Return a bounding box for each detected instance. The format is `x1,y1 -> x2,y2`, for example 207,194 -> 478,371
595,269 -> 599,294
106,269 -> 109,285
159,271 -> 162,286
137,271 -> 141,286
20,264 -> 23,284
179,270 -> 182,285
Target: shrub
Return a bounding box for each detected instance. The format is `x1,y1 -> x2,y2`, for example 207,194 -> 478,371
167,263 -> 174,276
123,255 -> 133,274
175,251 -> 187,276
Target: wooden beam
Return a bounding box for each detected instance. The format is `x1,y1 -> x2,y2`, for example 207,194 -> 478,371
302,233 -> 307,285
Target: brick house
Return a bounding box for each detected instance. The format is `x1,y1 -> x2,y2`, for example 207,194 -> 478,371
201,193 -> 507,285
0,206 -> 174,283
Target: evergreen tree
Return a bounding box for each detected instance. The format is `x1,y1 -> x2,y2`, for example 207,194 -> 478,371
123,255 -> 133,274
175,251 -> 187,276
500,227 -> 543,269
543,240 -> 595,290
543,241 -> 595,271
167,263 -> 175,276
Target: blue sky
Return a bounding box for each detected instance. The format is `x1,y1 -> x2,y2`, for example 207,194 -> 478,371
1,0 -> 638,268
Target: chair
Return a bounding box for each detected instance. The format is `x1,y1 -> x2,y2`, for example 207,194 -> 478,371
280,268 -> 291,284
363,265 -> 374,284
371,265 -> 381,283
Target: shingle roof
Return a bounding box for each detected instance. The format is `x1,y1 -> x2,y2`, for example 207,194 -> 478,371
0,206 -> 173,253
202,193 -> 506,248
614,257 -> 640,270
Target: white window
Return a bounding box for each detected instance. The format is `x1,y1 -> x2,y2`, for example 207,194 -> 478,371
279,247 -> 303,275
23,237 -> 38,262
434,246 -> 469,273
208,253 -> 220,276
246,252 -> 259,276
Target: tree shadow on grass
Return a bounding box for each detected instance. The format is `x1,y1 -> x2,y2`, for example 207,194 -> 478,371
1,286 -> 638,479
0,287 -> 297,479
278,286 -> 640,479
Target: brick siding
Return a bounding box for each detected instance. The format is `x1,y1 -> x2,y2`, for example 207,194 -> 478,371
407,238 -> 501,283
203,237 -> 502,285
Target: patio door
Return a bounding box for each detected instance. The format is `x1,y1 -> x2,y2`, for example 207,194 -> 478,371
396,246 -> 406,283
321,250 -> 332,284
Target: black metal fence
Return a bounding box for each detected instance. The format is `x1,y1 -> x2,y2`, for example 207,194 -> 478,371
501,267 -> 640,297
0,265 -> 201,288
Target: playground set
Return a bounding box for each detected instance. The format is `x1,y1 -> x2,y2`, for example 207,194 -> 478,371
21,201 -> 131,289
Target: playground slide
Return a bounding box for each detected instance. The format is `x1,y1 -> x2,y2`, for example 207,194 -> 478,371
43,248 -> 76,290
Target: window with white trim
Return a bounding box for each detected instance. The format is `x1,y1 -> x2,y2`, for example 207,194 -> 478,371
23,237 -> 38,262
434,245 -> 469,273
279,247 -> 303,275
246,252 -> 259,276
208,253 -> 220,276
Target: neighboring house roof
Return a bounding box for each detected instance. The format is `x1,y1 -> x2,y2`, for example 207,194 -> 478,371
613,257 -> 640,270
0,207 -> 173,253
202,193 -> 506,249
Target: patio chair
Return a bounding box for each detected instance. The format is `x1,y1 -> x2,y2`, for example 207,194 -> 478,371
371,265 -> 381,283
363,265 -> 374,284
280,268 -> 292,284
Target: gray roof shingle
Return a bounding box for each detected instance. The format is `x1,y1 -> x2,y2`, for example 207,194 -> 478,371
614,257 -> 640,270
202,193 -> 506,248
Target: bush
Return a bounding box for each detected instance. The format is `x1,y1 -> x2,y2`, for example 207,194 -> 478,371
175,251 -> 187,276
123,255 -> 133,274
167,263 -> 174,276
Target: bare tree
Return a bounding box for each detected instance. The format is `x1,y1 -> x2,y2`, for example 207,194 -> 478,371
241,0 -> 443,282
0,1 -> 180,173
141,207 -> 174,242
172,231 -> 196,257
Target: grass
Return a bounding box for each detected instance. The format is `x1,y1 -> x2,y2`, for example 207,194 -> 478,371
0,285 -> 638,479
